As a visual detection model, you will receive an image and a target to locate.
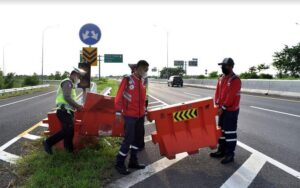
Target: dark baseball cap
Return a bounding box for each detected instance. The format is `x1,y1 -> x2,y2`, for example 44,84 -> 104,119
218,57 -> 235,66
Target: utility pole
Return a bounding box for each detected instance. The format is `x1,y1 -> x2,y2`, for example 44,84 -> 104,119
98,55 -> 102,80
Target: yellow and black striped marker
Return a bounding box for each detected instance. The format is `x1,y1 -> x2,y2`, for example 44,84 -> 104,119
82,47 -> 98,66
173,108 -> 198,122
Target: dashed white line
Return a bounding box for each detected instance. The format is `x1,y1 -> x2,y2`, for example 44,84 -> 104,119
0,90 -> 56,108
221,154 -> 266,188
250,106 -> 300,118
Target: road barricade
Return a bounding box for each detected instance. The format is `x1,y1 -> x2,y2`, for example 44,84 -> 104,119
147,97 -> 221,159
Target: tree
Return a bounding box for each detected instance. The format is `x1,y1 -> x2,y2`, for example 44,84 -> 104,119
272,43 -> 300,78
54,71 -> 62,80
208,71 -> 219,78
248,66 -> 257,74
23,73 -> 40,86
257,63 -> 270,73
160,67 -> 185,78
62,71 -> 70,79
0,70 -> 4,89
4,72 -> 15,89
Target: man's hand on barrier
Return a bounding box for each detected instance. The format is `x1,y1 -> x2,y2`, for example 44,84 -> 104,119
217,108 -> 223,116
115,112 -> 122,124
77,105 -> 84,112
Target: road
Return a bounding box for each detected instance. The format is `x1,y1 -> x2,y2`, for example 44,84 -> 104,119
0,82 -> 299,187
108,82 -> 300,188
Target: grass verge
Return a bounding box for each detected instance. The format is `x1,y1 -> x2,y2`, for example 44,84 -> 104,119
12,79 -> 121,188
0,86 -> 55,100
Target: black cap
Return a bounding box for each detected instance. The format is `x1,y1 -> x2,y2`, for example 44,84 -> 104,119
218,58 -> 235,66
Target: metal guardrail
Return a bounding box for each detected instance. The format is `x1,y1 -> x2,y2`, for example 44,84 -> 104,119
150,79 -> 300,99
0,84 -> 50,95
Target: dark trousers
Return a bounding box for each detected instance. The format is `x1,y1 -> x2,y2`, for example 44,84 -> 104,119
45,109 -> 74,152
218,109 -> 239,156
116,116 -> 145,165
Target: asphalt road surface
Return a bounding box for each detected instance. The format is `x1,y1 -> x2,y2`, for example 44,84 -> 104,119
108,82 -> 300,188
0,82 -> 299,188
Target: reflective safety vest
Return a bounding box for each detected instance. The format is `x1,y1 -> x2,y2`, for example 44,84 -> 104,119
55,78 -> 77,112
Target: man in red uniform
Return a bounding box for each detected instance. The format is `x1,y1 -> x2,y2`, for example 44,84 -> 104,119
210,57 -> 241,164
115,60 -> 149,175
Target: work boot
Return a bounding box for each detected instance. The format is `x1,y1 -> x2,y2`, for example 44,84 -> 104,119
43,140 -> 53,155
115,163 -> 131,175
128,159 -> 146,169
210,150 -> 225,158
221,154 -> 234,164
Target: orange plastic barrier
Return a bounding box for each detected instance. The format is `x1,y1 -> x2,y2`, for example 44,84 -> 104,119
43,92 -> 124,150
147,97 -> 221,159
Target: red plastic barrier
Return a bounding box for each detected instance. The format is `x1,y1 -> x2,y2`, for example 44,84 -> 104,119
43,92 -> 124,150
147,97 -> 221,159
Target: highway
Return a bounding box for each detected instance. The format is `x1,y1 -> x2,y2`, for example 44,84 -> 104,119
0,82 -> 300,187
108,82 -> 300,188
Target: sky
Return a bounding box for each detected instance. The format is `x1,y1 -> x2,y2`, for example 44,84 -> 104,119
0,1 -> 300,77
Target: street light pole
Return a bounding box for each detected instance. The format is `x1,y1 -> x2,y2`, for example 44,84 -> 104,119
2,43 -> 9,76
41,25 -> 59,83
153,24 -> 169,77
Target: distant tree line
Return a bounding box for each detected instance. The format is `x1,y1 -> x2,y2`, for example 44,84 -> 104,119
0,70 -> 70,90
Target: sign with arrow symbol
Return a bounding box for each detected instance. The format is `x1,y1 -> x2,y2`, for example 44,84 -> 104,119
82,47 -> 98,66
79,23 -> 101,45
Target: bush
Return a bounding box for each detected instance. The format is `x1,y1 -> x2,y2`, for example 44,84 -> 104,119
23,73 -> 40,86
197,75 -> 206,79
239,72 -> 259,79
259,73 -> 273,79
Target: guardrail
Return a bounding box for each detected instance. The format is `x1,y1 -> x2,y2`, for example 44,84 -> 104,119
0,84 -> 50,96
150,79 -> 300,99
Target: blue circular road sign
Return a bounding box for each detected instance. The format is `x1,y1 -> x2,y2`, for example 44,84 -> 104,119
79,23 -> 101,45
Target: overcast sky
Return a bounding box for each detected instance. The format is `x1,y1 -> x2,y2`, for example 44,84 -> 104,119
0,1 -> 300,76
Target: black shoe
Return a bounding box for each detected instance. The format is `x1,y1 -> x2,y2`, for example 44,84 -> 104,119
128,161 -> 146,169
43,140 -> 53,155
221,155 -> 234,164
210,151 -> 225,158
115,164 -> 131,175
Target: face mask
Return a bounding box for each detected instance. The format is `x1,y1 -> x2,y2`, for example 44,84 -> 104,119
222,66 -> 230,75
142,71 -> 148,78
74,77 -> 80,85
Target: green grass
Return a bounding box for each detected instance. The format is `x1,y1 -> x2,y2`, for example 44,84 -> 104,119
13,79 -> 121,188
0,86 -> 55,100
14,137 -> 121,188
93,78 -> 119,96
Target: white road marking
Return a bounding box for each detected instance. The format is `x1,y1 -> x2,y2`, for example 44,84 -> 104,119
250,106 -> 300,118
237,141 -> 300,180
0,151 -> 20,164
148,101 -> 161,105
40,123 -> 49,128
23,134 -> 41,140
0,90 -> 56,108
0,137 -> 20,151
184,92 -> 203,97
221,154 -> 266,188
148,94 -> 168,106
148,104 -> 165,109
107,153 -> 188,188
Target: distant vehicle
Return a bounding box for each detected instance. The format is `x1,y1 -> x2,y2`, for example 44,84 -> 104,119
167,75 -> 183,87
